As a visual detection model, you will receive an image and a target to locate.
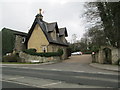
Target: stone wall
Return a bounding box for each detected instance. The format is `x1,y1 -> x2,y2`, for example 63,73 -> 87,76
48,44 -> 68,60
93,46 -> 119,64
14,35 -> 26,52
112,48 -> 119,64
19,52 -> 61,63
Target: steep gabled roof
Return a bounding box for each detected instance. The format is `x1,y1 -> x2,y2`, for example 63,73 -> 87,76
26,18 -> 68,46
59,27 -> 68,37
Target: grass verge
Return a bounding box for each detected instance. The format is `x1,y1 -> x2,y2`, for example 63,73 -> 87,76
1,62 -> 42,64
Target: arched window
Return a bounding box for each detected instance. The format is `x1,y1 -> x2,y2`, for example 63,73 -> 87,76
22,37 -> 26,43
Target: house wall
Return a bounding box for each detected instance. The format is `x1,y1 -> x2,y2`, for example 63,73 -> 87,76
47,44 -> 58,52
14,35 -> 26,52
28,24 -> 49,52
48,44 -> 68,60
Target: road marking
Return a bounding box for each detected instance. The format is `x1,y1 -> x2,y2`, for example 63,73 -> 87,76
34,68 -> 44,70
75,76 -> 119,83
21,67 -> 29,69
41,81 -> 61,87
74,71 -> 85,73
97,72 -> 103,74
1,79 -> 42,88
56,69 -> 62,71
2,65 -> 118,75
51,69 -> 58,71
8,77 -> 24,80
2,74 -> 114,88
0,65 -> 7,67
73,71 -> 118,75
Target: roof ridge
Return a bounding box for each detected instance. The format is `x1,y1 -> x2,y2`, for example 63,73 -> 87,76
59,27 -> 66,29
48,22 -> 57,24
2,27 -> 27,34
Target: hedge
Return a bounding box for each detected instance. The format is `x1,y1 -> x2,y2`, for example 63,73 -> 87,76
83,52 -> 92,54
24,48 -> 37,53
23,48 -> 63,57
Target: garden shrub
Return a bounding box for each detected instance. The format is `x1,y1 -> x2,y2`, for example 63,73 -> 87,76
57,48 -> 63,56
23,48 -> 37,53
82,52 -> 92,54
66,47 -> 71,57
23,48 -> 63,57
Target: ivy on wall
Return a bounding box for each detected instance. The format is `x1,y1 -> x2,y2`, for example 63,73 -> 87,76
2,28 -> 16,56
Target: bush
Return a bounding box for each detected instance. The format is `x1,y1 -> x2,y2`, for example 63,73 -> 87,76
83,52 -> 92,54
2,53 -> 21,62
23,48 -> 63,57
66,47 -> 71,57
57,48 -> 63,56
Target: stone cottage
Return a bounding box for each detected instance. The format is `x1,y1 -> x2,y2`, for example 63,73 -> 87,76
25,9 -> 69,59
7,9 -> 69,60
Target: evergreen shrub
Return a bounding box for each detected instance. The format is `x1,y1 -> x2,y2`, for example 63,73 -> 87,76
23,48 -> 63,57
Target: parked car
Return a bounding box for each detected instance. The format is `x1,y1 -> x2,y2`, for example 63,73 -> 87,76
71,51 -> 82,55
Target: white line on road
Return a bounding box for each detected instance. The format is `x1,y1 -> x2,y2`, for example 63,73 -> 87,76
51,69 -> 59,71
1,79 -> 42,88
21,67 -> 29,69
33,68 -> 44,70
74,71 -> 85,73
2,65 -> 118,75
8,77 -> 24,80
0,65 -> 7,67
41,82 -> 62,87
75,76 -> 119,83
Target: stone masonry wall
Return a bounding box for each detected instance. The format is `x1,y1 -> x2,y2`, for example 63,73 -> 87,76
112,48 -> 119,64
14,35 -> 26,52
19,52 -> 61,63
93,46 -> 119,64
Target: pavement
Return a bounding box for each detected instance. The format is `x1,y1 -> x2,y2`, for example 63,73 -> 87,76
90,63 -> 120,72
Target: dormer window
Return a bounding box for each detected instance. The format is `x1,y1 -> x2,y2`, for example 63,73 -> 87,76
50,30 -> 56,41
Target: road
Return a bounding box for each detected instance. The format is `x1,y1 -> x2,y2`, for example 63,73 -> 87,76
2,81 -> 35,88
2,55 -> 119,88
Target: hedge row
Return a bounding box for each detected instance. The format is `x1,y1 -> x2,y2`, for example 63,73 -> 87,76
83,52 -> 92,54
23,48 -> 63,57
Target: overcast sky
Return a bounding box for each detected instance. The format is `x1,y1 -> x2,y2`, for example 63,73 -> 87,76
0,0 -> 91,42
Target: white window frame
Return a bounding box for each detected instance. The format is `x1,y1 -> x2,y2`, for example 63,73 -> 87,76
22,37 -> 26,43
